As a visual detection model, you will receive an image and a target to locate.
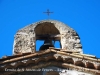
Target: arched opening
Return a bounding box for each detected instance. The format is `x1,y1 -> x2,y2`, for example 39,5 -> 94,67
75,61 -> 85,67
86,62 -> 95,69
34,22 -> 61,51
64,58 -> 74,64
35,22 -> 60,35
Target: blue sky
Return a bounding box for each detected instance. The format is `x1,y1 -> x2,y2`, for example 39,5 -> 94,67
0,0 -> 100,58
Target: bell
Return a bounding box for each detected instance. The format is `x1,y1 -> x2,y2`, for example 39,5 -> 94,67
39,39 -> 54,50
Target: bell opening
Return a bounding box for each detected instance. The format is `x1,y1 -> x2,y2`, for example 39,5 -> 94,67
35,22 -> 61,51
36,40 -> 61,51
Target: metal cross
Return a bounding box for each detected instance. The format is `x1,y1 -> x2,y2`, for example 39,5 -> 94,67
43,9 -> 53,19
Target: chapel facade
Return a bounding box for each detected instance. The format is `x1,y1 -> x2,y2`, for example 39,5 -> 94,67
0,20 -> 100,75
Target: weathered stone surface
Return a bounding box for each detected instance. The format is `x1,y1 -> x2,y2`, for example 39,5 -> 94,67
13,20 -> 83,54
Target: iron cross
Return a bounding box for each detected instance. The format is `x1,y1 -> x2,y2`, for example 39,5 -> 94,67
43,9 -> 53,19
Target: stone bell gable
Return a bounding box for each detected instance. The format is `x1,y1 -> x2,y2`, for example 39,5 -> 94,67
0,19 -> 100,75
13,20 -> 82,55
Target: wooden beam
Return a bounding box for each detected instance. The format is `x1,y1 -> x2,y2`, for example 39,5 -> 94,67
36,34 -> 61,40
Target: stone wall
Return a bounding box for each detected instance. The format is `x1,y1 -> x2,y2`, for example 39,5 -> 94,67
13,20 -> 83,54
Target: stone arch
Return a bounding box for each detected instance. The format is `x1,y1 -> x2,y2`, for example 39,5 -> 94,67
13,20 -> 83,54
64,58 -> 74,64
75,61 -> 85,67
34,22 -> 60,35
86,62 -> 95,69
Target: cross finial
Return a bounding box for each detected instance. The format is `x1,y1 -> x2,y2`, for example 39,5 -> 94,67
43,9 -> 53,19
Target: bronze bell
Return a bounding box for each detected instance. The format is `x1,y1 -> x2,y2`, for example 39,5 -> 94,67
39,39 -> 54,50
